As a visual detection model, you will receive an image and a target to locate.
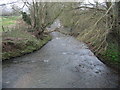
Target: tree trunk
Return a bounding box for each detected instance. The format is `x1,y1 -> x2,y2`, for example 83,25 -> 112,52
112,2 -> 120,43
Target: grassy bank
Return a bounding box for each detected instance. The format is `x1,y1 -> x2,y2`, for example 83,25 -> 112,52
2,16 -> 19,26
2,29 -> 52,60
1,15 -> 52,60
0,16 -> 21,32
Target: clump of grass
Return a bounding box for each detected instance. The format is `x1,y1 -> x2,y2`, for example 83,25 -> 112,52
104,50 -> 119,63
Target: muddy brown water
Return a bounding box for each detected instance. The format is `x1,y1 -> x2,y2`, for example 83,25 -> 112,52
2,32 -> 119,88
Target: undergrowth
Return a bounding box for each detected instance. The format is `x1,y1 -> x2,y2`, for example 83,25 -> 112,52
99,35 -> 120,66
2,21 -> 51,60
60,8 -> 119,68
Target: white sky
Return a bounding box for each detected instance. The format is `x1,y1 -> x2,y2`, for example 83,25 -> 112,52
0,0 -> 119,12
0,0 -> 105,4
0,0 -> 26,12
0,0 -> 119,5
0,0 -> 19,4
0,0 -> 97,12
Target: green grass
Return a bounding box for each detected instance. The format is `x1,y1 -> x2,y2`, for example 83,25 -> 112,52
0,16 -> 21,31
2,29 -> 52,60
2,35 -> 51,60
3,29 -> 36,40
1,15 -> 52,60
101,43 -> 120,65
97,33 -> 120,69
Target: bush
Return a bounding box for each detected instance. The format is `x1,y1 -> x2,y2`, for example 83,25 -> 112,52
21,12 -> 31,25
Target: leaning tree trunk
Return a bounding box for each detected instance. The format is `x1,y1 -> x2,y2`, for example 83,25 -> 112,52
114,2 -> 120,59
111,1 -> 120,59
112,2 -> 120,46
106,1 -> 120,60
106,1 -> 120,43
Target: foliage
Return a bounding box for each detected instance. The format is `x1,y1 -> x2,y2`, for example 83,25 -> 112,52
21,12 -> 31,25
102,44 -> 119,63
104,50 -> 119,62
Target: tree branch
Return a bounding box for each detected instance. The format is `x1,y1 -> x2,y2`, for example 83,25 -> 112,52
0,0 -> 19,6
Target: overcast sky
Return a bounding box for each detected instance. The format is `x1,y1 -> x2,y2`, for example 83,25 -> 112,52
0,0 -> 105,4
0,0 -> 119,5
0,0 -> 115,12
0,0 -> 95,12
0,0 -> 19,4
0,0 -> 27,12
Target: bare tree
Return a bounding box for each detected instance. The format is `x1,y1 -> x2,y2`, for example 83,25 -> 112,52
11,5 -> 21,16
22,1 -> 64,38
